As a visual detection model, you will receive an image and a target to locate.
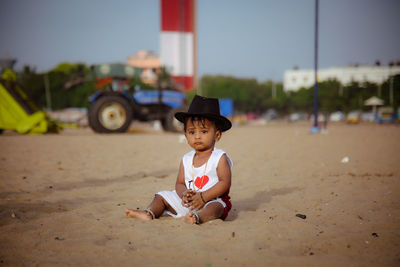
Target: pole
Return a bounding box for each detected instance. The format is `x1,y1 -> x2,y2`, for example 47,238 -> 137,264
193,0 -> 197,91
272,82 -> 276,99
390,76 -> 393,105
44,73 -> 52,111
312,0 -> 319,131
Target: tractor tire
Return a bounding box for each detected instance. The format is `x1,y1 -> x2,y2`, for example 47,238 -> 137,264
88,95 -> 133,133
162,107 -> 186,133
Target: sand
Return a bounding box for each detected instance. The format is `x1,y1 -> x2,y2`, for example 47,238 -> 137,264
0,122 -> 399,266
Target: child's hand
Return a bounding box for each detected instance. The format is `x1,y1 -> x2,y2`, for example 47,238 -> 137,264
182,190 -> 195,207
188,192 -> 205,211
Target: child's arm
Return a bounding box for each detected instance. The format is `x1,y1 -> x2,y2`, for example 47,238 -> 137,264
175,160 -> 188,198
189,154 -> 232,210
175,160 -> 195,206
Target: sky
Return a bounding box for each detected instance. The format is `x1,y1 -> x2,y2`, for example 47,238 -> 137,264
1,0 -> 399,82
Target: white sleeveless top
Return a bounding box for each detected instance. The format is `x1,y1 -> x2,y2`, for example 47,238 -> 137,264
182,147 -> 233,192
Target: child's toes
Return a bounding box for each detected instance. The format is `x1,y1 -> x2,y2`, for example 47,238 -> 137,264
125,209 -> 132,216
183,213 -> 196,224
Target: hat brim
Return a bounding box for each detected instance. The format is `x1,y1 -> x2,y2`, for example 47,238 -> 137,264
175,112 -> 232,132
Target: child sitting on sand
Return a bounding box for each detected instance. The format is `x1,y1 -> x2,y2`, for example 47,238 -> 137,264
125,95 -> 233,224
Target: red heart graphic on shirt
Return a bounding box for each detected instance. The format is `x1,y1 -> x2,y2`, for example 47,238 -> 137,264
194,175 -> 209,189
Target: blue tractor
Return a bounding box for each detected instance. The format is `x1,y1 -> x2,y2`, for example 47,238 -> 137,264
87,64 -> 187,133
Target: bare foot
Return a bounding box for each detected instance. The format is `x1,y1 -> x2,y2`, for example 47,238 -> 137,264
183,212 -> 197,224
125,209 -> 153,221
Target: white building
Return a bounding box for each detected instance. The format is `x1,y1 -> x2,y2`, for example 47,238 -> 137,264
283,65 -> 400,92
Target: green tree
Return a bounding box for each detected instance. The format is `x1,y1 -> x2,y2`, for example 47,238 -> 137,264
17,62 -> 95,110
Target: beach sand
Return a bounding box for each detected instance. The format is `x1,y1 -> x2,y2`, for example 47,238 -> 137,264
0,122 -> 399,266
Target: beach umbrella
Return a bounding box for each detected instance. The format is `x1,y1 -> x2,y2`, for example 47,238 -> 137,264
365,96 -> 384,106
364,96 -> 384,115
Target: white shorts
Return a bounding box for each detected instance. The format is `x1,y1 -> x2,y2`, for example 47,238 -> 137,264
156,190 -> 227,218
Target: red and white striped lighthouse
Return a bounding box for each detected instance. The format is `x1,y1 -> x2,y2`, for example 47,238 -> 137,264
160,0 -> 196,91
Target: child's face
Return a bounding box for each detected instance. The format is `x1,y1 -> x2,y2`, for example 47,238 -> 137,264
185,118 -> 221,152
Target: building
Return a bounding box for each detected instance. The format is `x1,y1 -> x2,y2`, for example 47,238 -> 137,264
283,65 -> 400,92
127,1 -> 197,91
160,0 -> 196,91
126,50 -> 161,86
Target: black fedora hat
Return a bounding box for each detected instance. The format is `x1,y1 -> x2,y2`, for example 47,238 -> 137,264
175,95 -> 232,132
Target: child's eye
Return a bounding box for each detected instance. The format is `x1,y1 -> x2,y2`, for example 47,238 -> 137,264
202,130 -> 208,134
189,131 -> 195,135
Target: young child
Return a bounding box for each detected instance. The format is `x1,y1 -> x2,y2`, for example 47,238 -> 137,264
125,95 -> 233,224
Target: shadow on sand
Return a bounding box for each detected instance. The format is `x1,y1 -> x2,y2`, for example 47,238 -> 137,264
226,186 -> 298,221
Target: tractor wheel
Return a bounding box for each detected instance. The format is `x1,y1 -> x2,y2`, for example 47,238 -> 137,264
88,95 -> 133,133
162,107 -> 185,133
